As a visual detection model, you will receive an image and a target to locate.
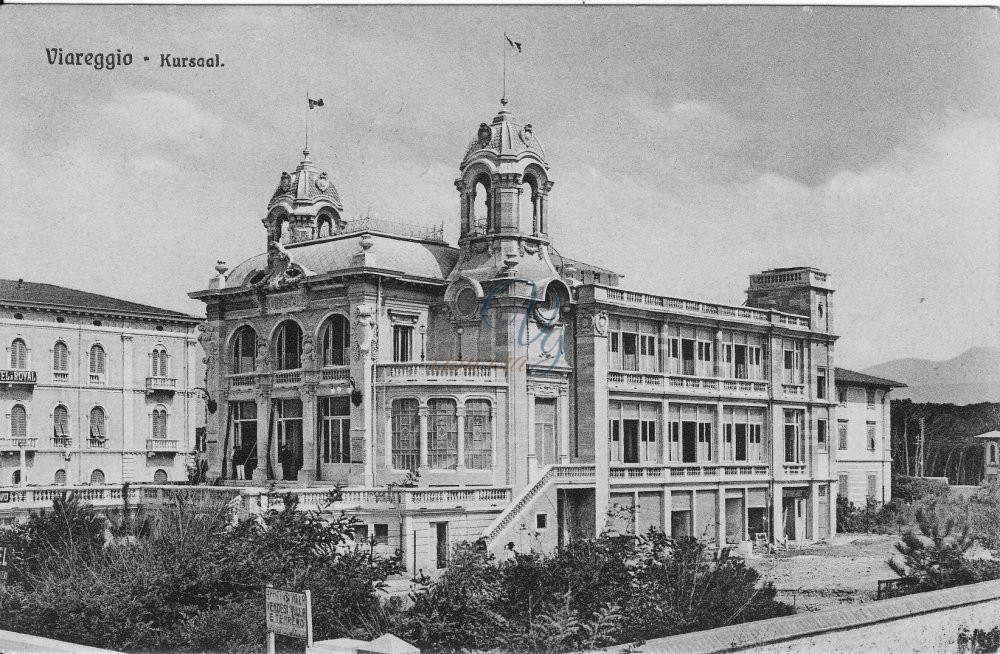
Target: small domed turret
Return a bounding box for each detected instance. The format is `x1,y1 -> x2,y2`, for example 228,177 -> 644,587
263,148 -> 344,245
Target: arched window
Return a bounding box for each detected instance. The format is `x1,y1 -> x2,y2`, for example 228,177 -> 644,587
152,406 -> 167,440
11,470 -> 20,485
320,315 -> 351,367
54,469 -> 67,486
391,399 -> 420,470
427,398 -> 458,469
53,405 -> 69,443
472,176 -> 492,234
464,399 -> 493,469
10,404 -> 26,439
231,325 -> 258,374
991,444 -> 997,465
53,341 -> 69,375
90,469 -> 105,485
151,346 -> 168,377
153,469 -> 168,484
90,407 -> 107,444
273,321 -> 302,371
519,175 -> 539,235
89,344 -> 106,378
10,338 -> 27,370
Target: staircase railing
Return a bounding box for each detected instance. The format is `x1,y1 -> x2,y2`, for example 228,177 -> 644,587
482,464 -> 595,545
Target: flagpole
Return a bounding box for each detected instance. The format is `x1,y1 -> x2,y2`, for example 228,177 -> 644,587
502,32 -> 507,104
305,90 -> 309,152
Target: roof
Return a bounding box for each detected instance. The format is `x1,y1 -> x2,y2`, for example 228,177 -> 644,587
560,255 -> 621,278
0,279 -> 200,322
974,431 -> 1000,440
268,149 -> 343,211
462,105 -> 546,164
225,232 -> 460,287
834,367 -> 907,388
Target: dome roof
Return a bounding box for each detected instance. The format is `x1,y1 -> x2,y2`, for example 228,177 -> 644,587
268,148 -> 343,212
226,233 -> 459,287
462,104 -> 546,165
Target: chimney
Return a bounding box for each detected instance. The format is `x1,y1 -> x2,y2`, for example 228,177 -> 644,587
17,279 -> 23,289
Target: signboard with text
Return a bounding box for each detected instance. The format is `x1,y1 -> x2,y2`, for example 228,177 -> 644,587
0,546 -> 11,583
265,586 -> 312,644
0,370 -> 36,384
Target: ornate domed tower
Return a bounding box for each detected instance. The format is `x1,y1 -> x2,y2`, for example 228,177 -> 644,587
446,101 -> 569,311
263,148 -> 345,246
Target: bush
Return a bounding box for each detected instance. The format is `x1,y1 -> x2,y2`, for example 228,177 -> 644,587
396,530 -> 792,653
0,489 -> 400,652
837,495 -> 905,534
893,476 -> 950,504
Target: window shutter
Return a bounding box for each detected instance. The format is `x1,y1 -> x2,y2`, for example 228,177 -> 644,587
54,469 -> 67,485
159,352 -> 167,377
54,406 -> 68,437
10,406 -> 26,438
91,408 -> 106,439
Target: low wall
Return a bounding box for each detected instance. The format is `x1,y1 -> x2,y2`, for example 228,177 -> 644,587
0,629 -> 121,653
600,579 -> 1000,654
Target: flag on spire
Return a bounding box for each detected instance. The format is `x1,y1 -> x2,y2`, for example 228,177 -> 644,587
308,97 -> 324,109
505,33 -> 522,53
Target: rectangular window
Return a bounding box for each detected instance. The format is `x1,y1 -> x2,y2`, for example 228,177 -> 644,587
321,397 -> 354,464
668,404 -> 714,463
391,399 -> 420,470
838,386 -> 848,405
867,421 -> 877,451
867,474 -> 877,499
866,388 -> 876,409
353,524 -> 369,543
817,418 -> 828,452
817,367 -> 827,399
697,422 -> 712,461
535,512 -> 548,530
374,523 -> 390,545
427,399 -> 459,469
721,407 -> 764,462
610,319 -> 658,372
783,410 -> 804,463
838,420 -> 849,450
839,474 -> 849,498
782,340 -> 803,384
621,333 -> 638,371
609,417 -> 621,463
392,325 -> 413,363
464,399 -> 493,469
534,398 -> 557,466
609,332 -> 620,368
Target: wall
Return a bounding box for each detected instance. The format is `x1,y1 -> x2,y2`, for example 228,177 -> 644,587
834,384 -> 891,506
598,579 -> 1000,654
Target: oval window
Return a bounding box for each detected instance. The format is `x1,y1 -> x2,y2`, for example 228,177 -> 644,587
456,287 -> 478,318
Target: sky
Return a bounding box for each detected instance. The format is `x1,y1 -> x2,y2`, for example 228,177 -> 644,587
0,6 -> 997,370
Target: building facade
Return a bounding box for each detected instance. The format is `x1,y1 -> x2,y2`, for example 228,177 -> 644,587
0,279 -> 202,489
192,104 -> 849,572
975,431 -> 1000,484
833,368 -> 904,506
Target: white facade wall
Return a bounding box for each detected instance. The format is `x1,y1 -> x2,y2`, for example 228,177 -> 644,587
834,383 -> 892,506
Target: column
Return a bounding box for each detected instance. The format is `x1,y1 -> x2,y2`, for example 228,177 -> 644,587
810,481 -> 820,541
121,334 -> 135,451
558,387 -> 570,464
300,385 -> 318,484
185,338 -> 198,452
19,447 -> 27,487
418,406 -> 429,471
526,391 -> 537,481
715,401 -> 724,464
716,487 -> 726,547
252,391 -> 271,483
771,484 -> 783,543
456,407 -> 466,471
663,488 -> 672,537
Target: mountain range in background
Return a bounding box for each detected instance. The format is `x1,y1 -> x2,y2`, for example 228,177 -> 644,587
861,346 -> 1000,405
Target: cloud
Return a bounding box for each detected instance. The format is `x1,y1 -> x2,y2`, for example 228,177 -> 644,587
100,91 -> 224,156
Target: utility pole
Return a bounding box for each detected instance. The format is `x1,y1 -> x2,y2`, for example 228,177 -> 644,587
917,417 -> 926,477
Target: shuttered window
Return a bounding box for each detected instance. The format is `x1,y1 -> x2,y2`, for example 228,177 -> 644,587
10,405 -> 26,438
152,347 -> 168,377
90,345 -> 106,375
90,469 -> 105,484
153,469 -> 168,483
54,469 -> 67,485
53,342 -> 69,372
152,408 -> 167,440
53,405 -> 69,438
10,339 -> 27,369
90,407 -> 107,439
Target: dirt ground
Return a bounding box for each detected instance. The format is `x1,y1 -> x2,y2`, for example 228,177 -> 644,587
747,533 -> 903,612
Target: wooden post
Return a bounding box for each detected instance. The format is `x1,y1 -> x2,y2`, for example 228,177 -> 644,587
305,589 -> 314,649
266,583 -> 276,654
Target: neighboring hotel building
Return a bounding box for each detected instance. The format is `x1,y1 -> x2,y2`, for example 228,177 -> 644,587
833,368 -> 904,506
192,102 -> 856,571
0,279 -> 202,488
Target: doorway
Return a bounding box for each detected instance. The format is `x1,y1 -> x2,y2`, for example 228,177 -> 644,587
434,522 -> 449,569
623,420 -> 639,463
725,497 -> 744,544
535,398 -> 557,466
276,399 -> 303,481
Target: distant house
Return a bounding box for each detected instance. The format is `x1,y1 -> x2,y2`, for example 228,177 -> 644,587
975,430 -> 1000,484
834,368 -> 906,505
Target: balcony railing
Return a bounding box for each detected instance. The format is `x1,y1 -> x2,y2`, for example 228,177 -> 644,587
0,438 -> 37,451
89,373 -> 106,386
782,464 -> 807,476
146,439 -> 179,452
227,372 -> 256,389
146,377 -> 177,394
320,366 -> 351,382
377,362 -> 506,385
87,438 -> 108,449
52,371 -> 69,383
593,286 -> 811,329
608,372 -> 665,387
610,464 -> 770,482
273,370 -> 303,385
52,437 -> 72,448
782,384 -> 806,397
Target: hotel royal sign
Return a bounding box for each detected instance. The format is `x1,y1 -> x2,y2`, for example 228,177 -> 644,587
0,370 -> 36,385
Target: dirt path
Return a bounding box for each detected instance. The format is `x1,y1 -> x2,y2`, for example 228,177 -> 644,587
748,533 -> 902,612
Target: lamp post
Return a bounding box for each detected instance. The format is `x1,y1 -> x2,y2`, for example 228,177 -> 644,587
419,325 -> 426,362
456,326 -> 464,360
